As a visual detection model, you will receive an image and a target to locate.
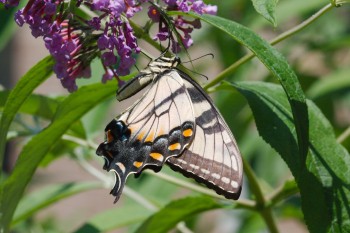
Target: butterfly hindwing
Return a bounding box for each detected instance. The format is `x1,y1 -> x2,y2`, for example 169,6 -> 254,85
96,70 -> 196,202
167,71 -> 243,199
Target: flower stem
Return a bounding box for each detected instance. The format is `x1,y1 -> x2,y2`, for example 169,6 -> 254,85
145,170 -> 256,210
244,159 -> 279,233
266,179 -> 299,207
204,3 -> 334,91
337,126 -> 350,143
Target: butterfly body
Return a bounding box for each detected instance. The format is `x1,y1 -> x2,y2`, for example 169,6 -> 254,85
96,56 -> 243,202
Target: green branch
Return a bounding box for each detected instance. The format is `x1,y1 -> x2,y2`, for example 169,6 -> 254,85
244,159 -> 279,233
337,126 -> 350,144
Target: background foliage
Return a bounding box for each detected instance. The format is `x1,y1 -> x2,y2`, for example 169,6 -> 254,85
1,0 -> 350,232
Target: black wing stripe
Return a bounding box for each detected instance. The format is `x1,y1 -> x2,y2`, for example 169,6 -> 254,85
117,70 -> 196,173
167,70 -> 243,199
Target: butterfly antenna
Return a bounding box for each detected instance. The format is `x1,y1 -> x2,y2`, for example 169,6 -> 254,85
181,66 -> 209,80
182,53 -> 214,64
134,64 -> 140,72
140,49 -> 156,66
180,53 -> 214,80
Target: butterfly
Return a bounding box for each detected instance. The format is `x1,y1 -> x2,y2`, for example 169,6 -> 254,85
96,55 -> 243,203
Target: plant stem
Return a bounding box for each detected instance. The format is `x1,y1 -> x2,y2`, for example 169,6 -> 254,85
270,4 -> 333,45
145,170 -> 256,210
204,3 -> 334,91
243,159 -> 265,205
337,126 -> 350,144
261,207 -> 279,233
243,159 -> 279,233
266,179 -> 299,207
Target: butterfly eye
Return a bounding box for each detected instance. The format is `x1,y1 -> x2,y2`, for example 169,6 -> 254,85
106,130 -> 114,143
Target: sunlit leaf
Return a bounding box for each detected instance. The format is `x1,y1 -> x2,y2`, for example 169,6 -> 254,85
0,56 -> 54,165
74,205 -> 151,233
135,196 -> 222,233
227,81 -> 350,232
251,0 -> 278,26
12,182 -> 102,225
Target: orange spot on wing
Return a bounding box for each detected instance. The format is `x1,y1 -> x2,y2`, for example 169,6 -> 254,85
182,129 -> 193,138
137,131 -> 145,141
150,152 -> 163,161
133,161 -> 143,168
107,130 -> 114,143
168,143 -> 181,151
145,131 -> 154,142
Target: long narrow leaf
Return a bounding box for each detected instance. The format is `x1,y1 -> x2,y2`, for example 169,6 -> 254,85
0,56 -> 54,167
0,91 -> 59,119
135,196 -> 222,233
0,81 -> 116,233
0,91 -> 86,144
74,205 -> 152,233
12,182 -> 102,225
229,81 -> 350,232
251,0 -> 278,26
307,68 -> 350,99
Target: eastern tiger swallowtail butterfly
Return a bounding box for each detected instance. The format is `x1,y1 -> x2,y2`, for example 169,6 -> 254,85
96,56 -> 243,203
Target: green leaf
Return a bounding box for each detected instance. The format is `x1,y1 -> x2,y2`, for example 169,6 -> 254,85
0,91 -> 86,147
135,196 -> 222,233
182,13 -> 309,165
270,179 -> 299,205
73,205 -> 152,233
0,2 -> 25,51
0,81 -> 116,233
0,56 -> 55,167
12,182 -> 102,225
229,81 -> 350,232
251,0 -> 278,26
307,68 -> 350,99
0,91 -> 59,119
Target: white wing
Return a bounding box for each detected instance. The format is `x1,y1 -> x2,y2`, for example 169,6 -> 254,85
167,70 -> 243,199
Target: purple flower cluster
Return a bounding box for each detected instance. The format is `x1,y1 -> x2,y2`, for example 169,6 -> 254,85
44,20 -> 94,92
148,0 -> 217,51
3,0 -> 217,92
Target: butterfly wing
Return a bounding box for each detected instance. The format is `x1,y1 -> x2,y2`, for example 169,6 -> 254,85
96,70 -> 196,202
167,70 -> 243,200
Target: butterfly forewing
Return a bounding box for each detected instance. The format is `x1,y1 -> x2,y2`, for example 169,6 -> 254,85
167,71 -> 243,199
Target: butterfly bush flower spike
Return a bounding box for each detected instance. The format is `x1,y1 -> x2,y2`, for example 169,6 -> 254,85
2,0 -> 217,91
